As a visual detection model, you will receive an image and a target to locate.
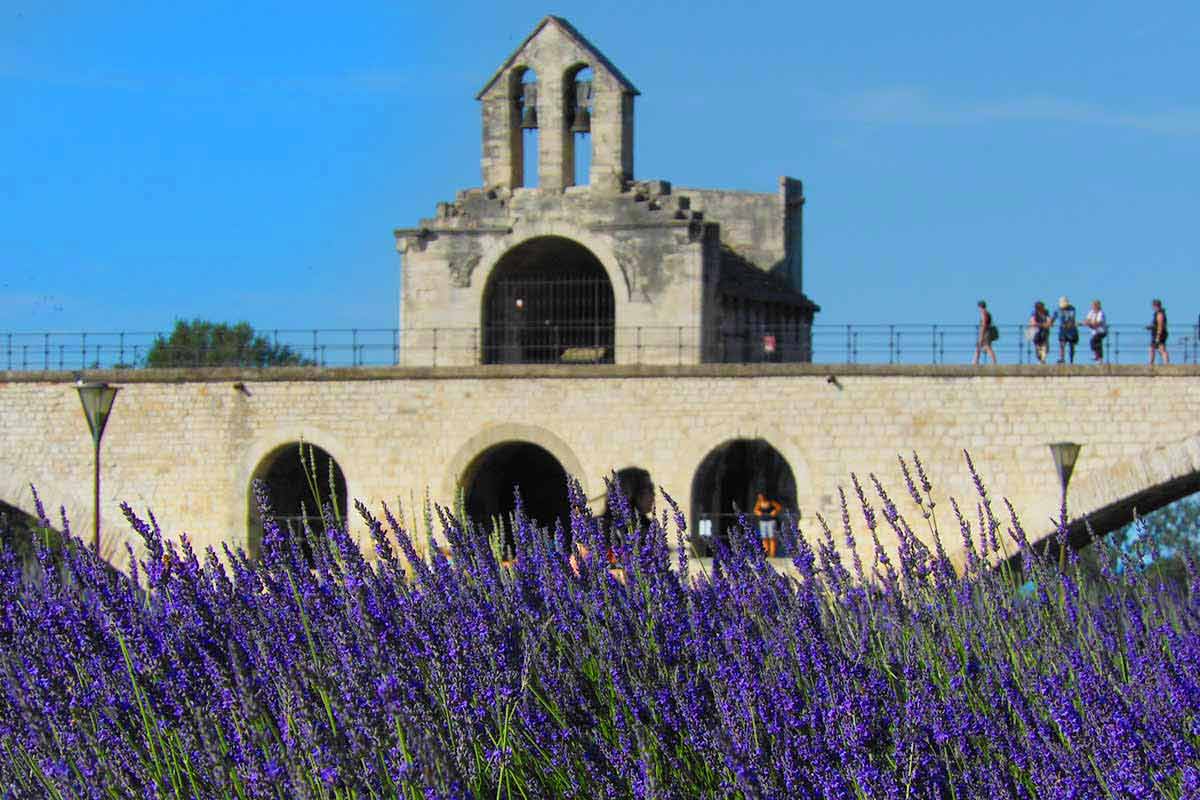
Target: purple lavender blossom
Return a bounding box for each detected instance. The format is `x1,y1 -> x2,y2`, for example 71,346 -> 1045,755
0,462 -> 1196,798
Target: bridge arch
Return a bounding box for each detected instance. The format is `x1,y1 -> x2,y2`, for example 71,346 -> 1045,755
0,498 -> 52,562
690,437 -> 800,554
461,442 -> 570,555
0,484 -> 46,538
445,423 -> 586,547
240,429 -> 351,558
1053,431 -> 1200,551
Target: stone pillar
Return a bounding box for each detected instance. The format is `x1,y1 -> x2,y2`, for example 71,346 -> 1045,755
481,78 -> 519,191
538,72 -> 567,191
781,177 -> 804,295
589,74 -> 634,193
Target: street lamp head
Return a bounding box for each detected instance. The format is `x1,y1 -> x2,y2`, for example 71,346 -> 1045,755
76,382 -> 119,444
1048,441 -> 1081,491
76,381 -> 119,557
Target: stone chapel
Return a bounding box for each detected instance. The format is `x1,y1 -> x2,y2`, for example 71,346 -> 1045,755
394,16 -> 819,367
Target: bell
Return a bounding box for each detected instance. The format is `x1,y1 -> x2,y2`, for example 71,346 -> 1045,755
519,83 -> 538,129
570,106 -> 591,134
570,79 -> 592,133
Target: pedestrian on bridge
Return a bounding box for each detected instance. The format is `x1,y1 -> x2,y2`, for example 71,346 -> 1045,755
1028,301 -> 1052,363
1055,296 -> 1079,364
973,300 -> 998,365
1149,299 -> 1169,365
1083,299 -> 1107,362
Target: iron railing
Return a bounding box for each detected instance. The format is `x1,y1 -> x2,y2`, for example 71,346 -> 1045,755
1,323 -> 1197,372
694,514 -> 785,540
483,275 -> 615,365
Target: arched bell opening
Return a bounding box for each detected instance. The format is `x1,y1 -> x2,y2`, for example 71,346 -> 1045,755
481,235 -> 615,364
462,441 -> 570,558
511,67 -> 539,188
564,65 -> 593,187
690,439 -> 797,556
247,442 -> 348,560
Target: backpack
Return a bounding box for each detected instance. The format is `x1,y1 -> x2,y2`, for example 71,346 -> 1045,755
1061,307 -> 1079,344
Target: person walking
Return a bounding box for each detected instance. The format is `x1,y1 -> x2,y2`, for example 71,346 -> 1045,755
1149,299 -> 1169,365
1028,301 -> 1052,363
1054,296 -> 1079,364
973,300 -> 998,364
1083,299 -> 1107,362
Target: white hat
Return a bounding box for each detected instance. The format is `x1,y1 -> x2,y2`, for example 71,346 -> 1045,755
1058,296 -> 1070,309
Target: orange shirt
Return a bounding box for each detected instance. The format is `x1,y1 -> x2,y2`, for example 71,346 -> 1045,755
754,493 -> 781,518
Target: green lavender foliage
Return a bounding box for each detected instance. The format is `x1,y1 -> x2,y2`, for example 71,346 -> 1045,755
0,455 -> 1197,799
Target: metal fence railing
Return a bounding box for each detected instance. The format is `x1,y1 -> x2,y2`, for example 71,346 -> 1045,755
811,323 -> 1199,367
2,323 -> 1197,372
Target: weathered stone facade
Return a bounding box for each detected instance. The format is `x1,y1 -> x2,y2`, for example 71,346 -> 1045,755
2,365 -> 1198,572
395,17 -> 818,368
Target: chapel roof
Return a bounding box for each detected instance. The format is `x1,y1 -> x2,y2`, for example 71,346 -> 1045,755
475,16 -> 640,100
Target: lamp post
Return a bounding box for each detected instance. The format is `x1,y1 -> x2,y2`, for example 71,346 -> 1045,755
1048,441 -> 1081,569
76,382 -> 119,555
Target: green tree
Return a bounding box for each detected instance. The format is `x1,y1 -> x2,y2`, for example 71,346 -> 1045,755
1113,494 -> 1200,586
146,319 -> 313,368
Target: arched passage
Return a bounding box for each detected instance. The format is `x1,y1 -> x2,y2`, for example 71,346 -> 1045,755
463,441 -> 570,554
247,442 -> 347,557
481,235 -> 615,364
691,438 -> 798,554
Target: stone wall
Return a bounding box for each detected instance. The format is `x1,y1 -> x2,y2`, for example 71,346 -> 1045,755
674,186 -> 788,276
396,184 -> 710,366
2,365 -> 1197,570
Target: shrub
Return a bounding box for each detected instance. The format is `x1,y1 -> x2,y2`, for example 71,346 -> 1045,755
1,457 -> 1197,798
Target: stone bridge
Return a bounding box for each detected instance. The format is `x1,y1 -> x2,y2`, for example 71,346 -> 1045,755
1,364 -> 1197,569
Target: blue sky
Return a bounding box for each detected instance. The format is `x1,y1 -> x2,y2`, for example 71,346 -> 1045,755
3,1 -> 1198,348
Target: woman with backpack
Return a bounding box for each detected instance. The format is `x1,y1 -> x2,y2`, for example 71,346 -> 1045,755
1055,296 -> 1079,364
973,300 -> 998,365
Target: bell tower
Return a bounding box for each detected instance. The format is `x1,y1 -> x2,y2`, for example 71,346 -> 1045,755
396,16 -> 818,369
476,16 -> 638,193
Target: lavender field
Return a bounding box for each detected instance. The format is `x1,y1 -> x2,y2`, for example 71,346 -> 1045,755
2,457 -> 1198,799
